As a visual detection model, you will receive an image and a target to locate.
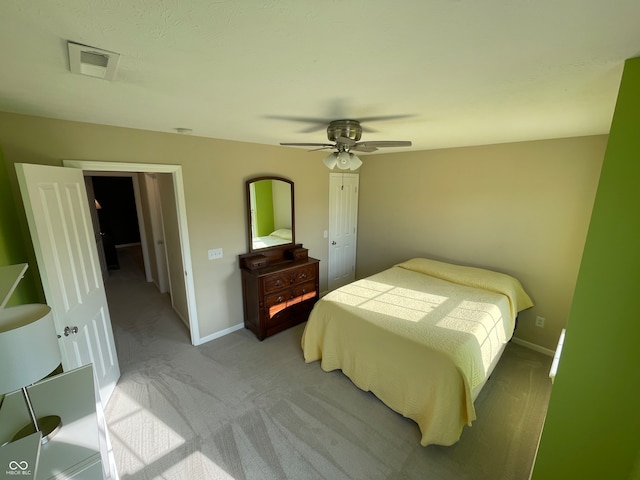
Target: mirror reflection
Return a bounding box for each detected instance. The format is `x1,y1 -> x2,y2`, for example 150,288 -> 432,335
247,177 -> 294,252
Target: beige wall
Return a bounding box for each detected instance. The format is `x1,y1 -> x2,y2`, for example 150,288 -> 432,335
357,136 -> 606,350
0,111 -> 605,350
0,111 -> 332,341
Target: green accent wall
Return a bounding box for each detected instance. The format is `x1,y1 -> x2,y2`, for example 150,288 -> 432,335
531,57 -> 640,479
254,179 -> 274,237
0,147 -> 41,305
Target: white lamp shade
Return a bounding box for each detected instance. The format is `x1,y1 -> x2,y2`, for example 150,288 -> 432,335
336,151 -> 351,170
323,153 -> 338,169
348,153 -> 362,170
0,304 -> 61,394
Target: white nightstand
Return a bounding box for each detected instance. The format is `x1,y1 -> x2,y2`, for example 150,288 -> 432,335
0,365 -> 103,479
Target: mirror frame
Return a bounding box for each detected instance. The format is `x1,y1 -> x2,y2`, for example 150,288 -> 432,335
245,176 -> 295,253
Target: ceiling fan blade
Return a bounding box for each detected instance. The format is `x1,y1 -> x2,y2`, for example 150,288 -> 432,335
307,145 -> 335,152
267,115 -> 328,124
280,142 -> 335,147
355,140 -> 412,148
350,145 -> 378,153
266,115 -> 330,133
357,114 -> 415,122
357,115 -> 416,133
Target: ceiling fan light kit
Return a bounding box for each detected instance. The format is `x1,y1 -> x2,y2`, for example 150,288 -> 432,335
280,119 -> 411,170
323,151 -> 363,171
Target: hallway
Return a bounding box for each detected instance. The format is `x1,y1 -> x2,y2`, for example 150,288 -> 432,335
103,245 -> 191,376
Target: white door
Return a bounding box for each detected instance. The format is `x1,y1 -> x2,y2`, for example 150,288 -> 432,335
83,176 -> 108,281
145,173 -> 169,293
157,173 -> 190,326
328,173 -> 359,291
16,163 -> 120,405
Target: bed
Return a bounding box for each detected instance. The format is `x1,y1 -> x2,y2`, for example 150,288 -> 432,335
301,257 -> 533,446
251,228 -> 292,249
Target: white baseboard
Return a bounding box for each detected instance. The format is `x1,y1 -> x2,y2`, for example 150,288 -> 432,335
195,323 -> 244,346
511,336 -> 555,357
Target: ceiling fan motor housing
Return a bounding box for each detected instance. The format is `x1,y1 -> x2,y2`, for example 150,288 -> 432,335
327,119 -> 362,142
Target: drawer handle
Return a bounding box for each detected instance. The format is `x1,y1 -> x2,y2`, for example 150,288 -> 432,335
299,273 -> 307,280
276,296 -> 284,303
275,280 -> 283,287
301,288 -> 307,294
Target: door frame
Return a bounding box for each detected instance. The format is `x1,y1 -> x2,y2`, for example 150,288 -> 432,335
63,160 -> 201,345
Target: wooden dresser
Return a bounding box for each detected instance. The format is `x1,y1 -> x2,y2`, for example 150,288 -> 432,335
240,244 -> 319,340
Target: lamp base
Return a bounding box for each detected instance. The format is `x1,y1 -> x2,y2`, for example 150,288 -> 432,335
12,415 -> 62,445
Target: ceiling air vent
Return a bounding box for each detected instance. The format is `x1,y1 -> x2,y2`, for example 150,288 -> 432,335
67,41 -> 120,81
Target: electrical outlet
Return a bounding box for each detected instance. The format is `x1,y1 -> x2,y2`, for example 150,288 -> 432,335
535,316 -> 545,328
208,248 -> 223,260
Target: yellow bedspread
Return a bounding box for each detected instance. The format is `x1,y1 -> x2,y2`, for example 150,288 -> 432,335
301,258 -> 533,446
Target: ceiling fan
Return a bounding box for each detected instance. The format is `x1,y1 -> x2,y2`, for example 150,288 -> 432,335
279,119 -> 412,170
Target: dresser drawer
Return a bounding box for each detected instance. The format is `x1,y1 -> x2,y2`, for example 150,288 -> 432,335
265,289 -> 293,310
293,281 -> 316,298
263,264 -> 317,294
292,264 -> 316,284
267,305 -> 292,329
263,273 -> 290,293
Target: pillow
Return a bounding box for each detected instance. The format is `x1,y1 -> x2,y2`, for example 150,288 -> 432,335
270,228 -> 292,240
396,257 -> 534,318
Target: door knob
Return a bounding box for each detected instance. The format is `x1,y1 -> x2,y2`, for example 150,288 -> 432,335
63,326 -> 79,336
331,241 -> 337,245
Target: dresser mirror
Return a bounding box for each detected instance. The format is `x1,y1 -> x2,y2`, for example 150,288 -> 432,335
246,176 -> 295,252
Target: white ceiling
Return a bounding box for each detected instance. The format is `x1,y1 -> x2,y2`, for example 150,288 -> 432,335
1,1 -> 639,153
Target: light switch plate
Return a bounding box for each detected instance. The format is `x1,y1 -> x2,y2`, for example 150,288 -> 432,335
208,248 -> 223,260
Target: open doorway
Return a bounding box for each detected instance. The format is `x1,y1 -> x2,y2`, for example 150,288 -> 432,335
89,174 -> 148,272
63,160 -> 201,345
86,171 -> 187,329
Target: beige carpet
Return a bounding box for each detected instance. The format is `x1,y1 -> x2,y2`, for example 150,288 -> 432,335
103,246 -> 552,480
